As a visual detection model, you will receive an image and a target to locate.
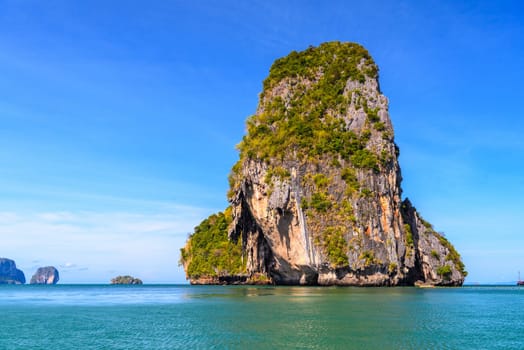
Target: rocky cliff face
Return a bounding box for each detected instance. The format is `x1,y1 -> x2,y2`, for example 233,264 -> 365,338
182,42 -> 466,286
0,258 -> 26,284
30,266 -> 59,285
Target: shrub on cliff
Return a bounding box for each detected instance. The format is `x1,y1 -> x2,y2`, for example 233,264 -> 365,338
180,207 -> 245,279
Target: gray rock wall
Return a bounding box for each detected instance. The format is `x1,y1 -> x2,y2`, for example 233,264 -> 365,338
30,266 -> 60,285
227,42 -> 465,286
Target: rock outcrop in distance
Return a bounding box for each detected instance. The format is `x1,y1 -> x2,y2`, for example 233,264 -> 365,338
30,266 -> 60,285
181,42 -> 467,286
110,275 -> 143,285
0,258 -> 26,284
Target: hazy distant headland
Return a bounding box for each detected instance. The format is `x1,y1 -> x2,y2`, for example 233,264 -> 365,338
0,258 -> 26,284
30,266 -> 60,285
0,258 -> 60,285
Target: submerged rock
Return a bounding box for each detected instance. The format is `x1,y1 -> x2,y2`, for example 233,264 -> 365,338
30,266 -> 60,284
181,41 -> 466,286
0,258 -> 26,284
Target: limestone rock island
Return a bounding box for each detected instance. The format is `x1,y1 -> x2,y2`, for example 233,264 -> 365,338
0,258 -> 26,284
30,266 -> 60,284
180,42 -> 466,286
110,275 -> 143,285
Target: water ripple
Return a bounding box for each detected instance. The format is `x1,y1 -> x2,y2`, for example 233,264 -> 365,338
0,285 -> 523,349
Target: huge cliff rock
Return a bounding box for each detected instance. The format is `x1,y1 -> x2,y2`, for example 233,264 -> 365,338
181,42 -> 466,286
0,258 -> 26,284
30,266 -> 60,285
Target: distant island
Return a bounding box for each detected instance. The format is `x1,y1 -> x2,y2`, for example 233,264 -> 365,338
180,41 -> 466,287
0,258 -> 26,284
30,266 -> 60,285
110,275 -> 143,285
1,259 -> 60,285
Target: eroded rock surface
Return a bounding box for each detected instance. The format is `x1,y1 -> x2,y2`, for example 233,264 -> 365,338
30,266 -> 59,285
182,42 -> 466,286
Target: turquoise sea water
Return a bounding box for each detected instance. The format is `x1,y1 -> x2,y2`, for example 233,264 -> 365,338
0,285 -> 523,349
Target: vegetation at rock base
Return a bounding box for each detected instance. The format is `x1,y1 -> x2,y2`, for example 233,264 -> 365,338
388,262 -> 397,274
437,265 -> 452,280
111,275 -> 143,285
180,208 -> 245,279
247,273 -> 271,284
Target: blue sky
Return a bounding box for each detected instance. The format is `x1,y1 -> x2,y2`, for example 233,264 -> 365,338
0,0 -> 522,283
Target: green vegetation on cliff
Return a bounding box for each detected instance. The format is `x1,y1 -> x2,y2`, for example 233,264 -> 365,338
227,42 -> 386,266
322,227 -> 349,267
180,208 -> 245,279
435,231 -> 467,277
359,250 -> 378,267
263,42 -> 377,91
182,42 -> 466,286
229,42 -> 382,196
401,201 -> 467,277
436,265 -> 452,280
419,217 -> 467,277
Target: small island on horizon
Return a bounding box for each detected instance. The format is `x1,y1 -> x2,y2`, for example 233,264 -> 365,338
30,266 -> 60,285
110,275 -> 143,285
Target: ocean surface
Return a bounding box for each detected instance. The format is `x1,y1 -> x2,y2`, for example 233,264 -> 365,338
0,285 -> 523,349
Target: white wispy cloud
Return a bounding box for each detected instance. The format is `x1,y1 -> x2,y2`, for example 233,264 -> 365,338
60,262 -> 77,269
0,204 -> 212,283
